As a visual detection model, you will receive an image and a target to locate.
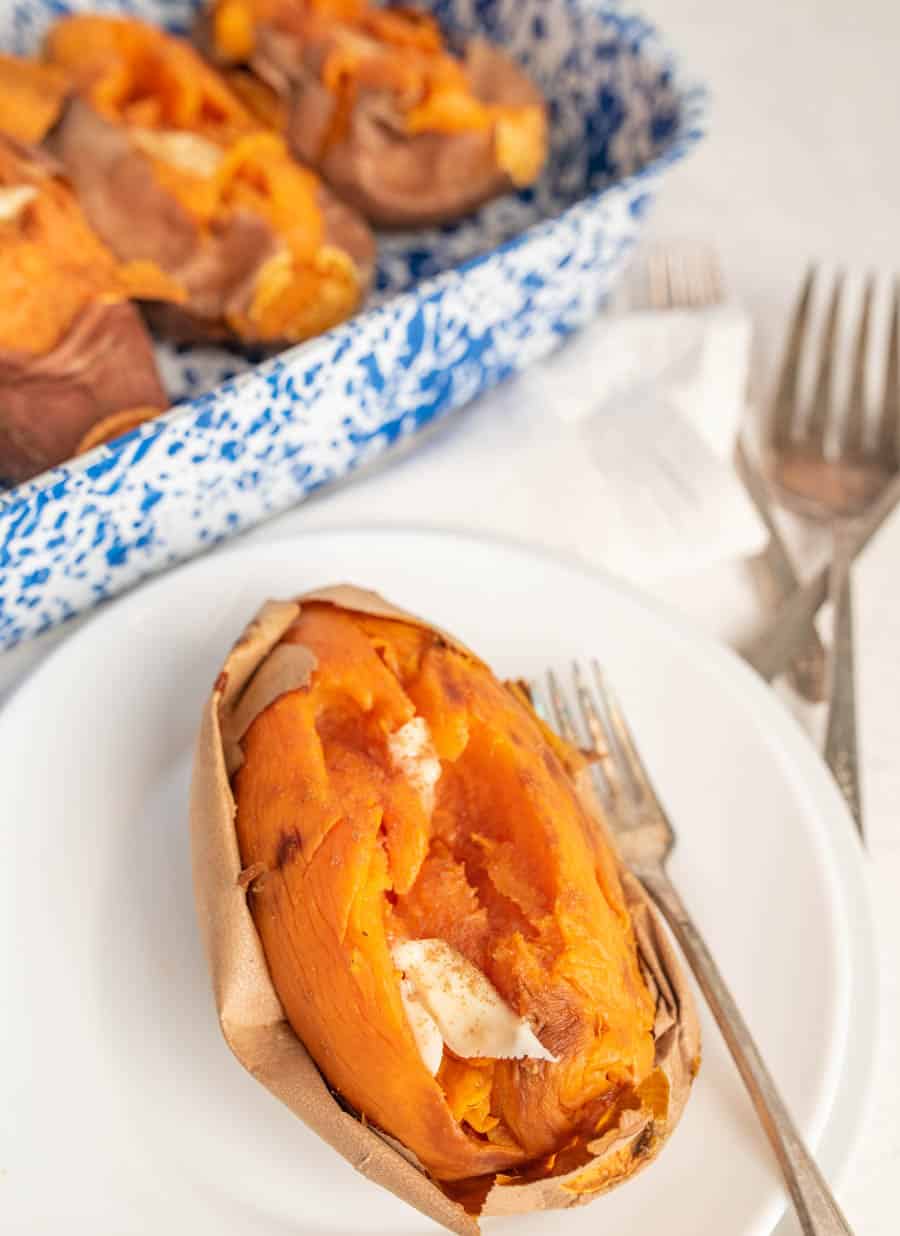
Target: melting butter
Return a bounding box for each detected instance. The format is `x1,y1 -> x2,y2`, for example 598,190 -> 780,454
393,938 -> 558,1074
132,129 -> 224,178
0,185 -> 37,223
398,976 -> 444,1075
387,717 -> 441,815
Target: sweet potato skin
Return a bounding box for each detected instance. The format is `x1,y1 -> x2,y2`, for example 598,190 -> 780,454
0,300 -> 165,482
0,134 -> 169,481
45,16 -> 375,345
202,1 -> 548,227
0,133 -> 179,356
232,602 -> 662,1185
44,13 -> 257,146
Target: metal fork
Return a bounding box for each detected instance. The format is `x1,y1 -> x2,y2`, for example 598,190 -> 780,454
642,246 -> 828,702
535,664 -> 854,1236
761,270 -> 900,838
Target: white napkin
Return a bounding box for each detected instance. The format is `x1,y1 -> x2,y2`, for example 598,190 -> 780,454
534,307 -> 747,454
505,303 -> 767,580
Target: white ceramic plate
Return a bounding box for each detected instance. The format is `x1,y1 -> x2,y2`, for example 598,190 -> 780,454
0,529 -> 875,1236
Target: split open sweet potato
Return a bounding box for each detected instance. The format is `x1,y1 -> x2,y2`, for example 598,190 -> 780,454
44,15 -> 375,346
191,588 -> 699,1232
0,53 -> 70,145
201,0 -> 548,227
0,136 -> 172,481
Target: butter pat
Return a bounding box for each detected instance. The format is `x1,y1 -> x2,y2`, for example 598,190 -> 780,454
393,938 -> 558,1072
388,718 -> 441,815
132,128 -> 224,177
398,977 -> 444,1075
0,185 -> 37,222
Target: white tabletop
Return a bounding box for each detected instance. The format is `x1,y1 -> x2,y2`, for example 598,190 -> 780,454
2,1 -> 897,1231
642,8 -> 900,1230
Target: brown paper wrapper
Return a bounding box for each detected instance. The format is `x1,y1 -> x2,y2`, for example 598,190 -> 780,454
190,586 -> 700,1233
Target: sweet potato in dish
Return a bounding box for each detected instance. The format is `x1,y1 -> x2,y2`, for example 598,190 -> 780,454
44,15 -> 375,346
0,137 -> 172,482
75,404 -> 162,455
0,53 -> 70,144
191,588 -> 699,1231
44,12 -> 259,147
201,0 -> 548,227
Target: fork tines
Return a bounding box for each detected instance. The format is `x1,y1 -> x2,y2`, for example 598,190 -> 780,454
643,243 -> 724,312
772,267 -> 900,466
531,663 -> 671,850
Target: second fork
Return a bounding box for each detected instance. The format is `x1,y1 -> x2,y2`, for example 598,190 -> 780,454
764,269 -> 900,839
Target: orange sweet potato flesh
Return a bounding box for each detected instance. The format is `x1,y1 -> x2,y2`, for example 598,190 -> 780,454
0,54 -> 70,144
209,0 -> 533,143
233,604 -> 657,1185
0,136 -> 180,356
0,136 -> 176,480
74,404 -> 161,454
44,13 -> 257,146
203,0 -> 548,226
45,16 -> 374,345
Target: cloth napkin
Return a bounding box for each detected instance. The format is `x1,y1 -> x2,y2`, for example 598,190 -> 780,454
519,303 -> 768,581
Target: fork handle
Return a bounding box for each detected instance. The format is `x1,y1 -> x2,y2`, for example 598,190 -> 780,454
640,869 -> 854,1236
824,527 -> 864,840
735,441 -> 828,701
742,468 -> 900,684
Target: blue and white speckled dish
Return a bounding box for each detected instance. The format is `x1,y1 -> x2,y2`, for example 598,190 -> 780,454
0,0 -> 705,649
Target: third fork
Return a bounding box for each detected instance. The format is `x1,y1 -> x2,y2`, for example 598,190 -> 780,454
763,269 -> 900,838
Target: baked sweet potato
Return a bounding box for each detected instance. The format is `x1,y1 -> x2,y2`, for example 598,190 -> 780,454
45,15 -> 375,346
201,0 -> 548,226
45,11 -> 258,146
0,136 -> 172,482
191,587 -> 699,1233
0,53 -> 70,144
75,404 -> 162,455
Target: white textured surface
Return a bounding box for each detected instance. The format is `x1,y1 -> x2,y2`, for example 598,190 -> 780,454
0,1 -> 897,1231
